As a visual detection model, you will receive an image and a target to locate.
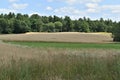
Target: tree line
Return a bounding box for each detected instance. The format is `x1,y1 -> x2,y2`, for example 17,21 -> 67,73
0,12 -> 120,41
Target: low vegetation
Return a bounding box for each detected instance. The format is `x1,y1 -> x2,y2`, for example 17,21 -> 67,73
0,48 -> 120,80
0,32 -> 112,43
6,41 -> 120,49
0,32 -> 120,80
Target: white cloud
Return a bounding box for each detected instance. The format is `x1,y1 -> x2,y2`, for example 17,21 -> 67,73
85,3 -> 100,13
29,11 -> 51,17
86,3 -> 98,8
102,5 -> 120,13
54,7 -> 84,15
65,0 -> 77,5
90,0 -> 102,3
46,6 -> 53,11
11,3 -> 28,9
0,8 -> 16,13
87,9 -> 98,13
49,0 -> 103,5
85,3 -> 120,14
112,10 -> 120,13
47,0 -> 53,2
102,13 -> 120,22
9,0 -> 18,2
84,0 -> 102,3
29,12 -> 41,16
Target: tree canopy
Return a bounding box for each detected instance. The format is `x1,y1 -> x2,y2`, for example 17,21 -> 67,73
0,12 -> 120,41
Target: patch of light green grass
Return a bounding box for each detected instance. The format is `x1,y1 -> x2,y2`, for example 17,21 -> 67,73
5,41 -> 120,49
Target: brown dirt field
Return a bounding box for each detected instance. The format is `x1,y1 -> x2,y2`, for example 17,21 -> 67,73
0,32 -> 113,43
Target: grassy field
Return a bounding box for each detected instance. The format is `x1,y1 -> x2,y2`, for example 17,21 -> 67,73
6,41 -> 120,49
0,32 -> 120,80
0,53 -> 120,80
0,32 -> 112,43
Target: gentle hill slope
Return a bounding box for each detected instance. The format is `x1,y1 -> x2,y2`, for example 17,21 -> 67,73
0,32 -> 112,43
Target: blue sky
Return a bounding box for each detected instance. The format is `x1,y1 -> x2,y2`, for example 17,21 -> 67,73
0,0 -> 120,21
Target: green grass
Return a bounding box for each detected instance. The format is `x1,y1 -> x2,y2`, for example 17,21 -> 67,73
1,41 -> 120,80
0,53 -> 120,80
5,41 -> 120,49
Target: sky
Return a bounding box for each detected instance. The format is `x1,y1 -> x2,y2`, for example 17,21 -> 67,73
0,0 -> 120,21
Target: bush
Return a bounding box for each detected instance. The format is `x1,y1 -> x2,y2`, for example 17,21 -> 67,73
113,22 -> 120,41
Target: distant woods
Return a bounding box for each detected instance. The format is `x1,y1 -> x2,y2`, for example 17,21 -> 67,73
0,12 -> 120,41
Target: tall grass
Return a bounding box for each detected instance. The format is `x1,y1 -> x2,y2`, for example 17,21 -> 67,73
0,52 -> 120,80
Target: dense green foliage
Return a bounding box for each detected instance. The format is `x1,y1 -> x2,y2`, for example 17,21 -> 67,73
0,52 -> 120,80
0,12 -> 120,41
7,41 -> 120,49
112,22 -> 120,41
0,12 -> 118,34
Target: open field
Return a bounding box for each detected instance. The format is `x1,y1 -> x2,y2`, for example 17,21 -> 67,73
0,32 -> 113,43
0,42 -> 120,80
6,41 -> 120,49
0,32 -> 120,80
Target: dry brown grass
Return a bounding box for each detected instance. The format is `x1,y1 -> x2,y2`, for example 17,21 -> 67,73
0,32 -> 120,80
0,32 -> 115,62
0,32 -> 113,43
0,32 -> 116,62
0,42 -> 120,80
0,41 -> 119,61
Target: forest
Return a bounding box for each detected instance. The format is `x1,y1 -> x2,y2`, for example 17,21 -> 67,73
0,12 -> 119,36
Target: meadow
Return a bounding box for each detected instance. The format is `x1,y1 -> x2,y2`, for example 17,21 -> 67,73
6,41 -> 120,49
0,32 -> 112,43
0,32 -> 120,80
